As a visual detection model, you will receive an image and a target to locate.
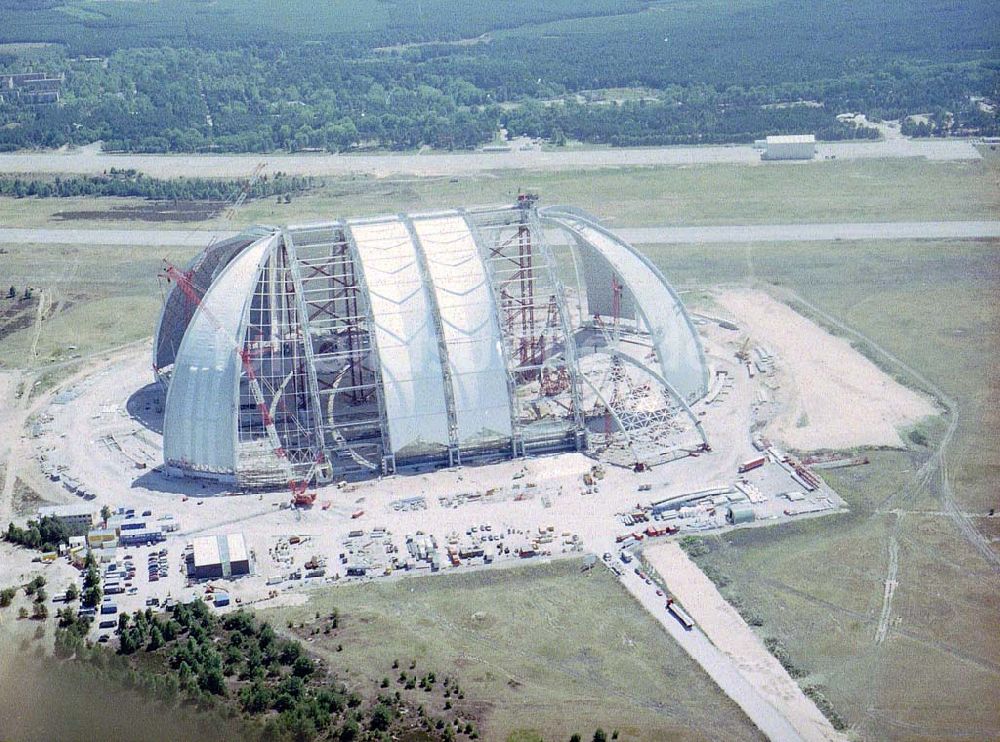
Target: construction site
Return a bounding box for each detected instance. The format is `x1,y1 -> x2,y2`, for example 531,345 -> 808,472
5,191 -> 956,742
152,197 -> 709,493
19,195 -> 942,612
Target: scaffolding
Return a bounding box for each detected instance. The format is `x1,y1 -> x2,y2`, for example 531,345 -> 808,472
159,201 -> 708,488
467,204 -> 585,456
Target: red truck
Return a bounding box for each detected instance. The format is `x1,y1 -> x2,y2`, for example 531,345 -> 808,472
738,456 -> 767,473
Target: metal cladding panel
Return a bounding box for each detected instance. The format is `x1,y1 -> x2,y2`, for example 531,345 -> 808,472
576,239 -> 636,320
547,211 -> 708,403
163,236 -> 274,474
350,219 -> 451,456
412,215 -> 512,447
154,228 -> 271,372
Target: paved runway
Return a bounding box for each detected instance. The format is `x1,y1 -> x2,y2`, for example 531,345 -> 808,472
0,138 -> 981,178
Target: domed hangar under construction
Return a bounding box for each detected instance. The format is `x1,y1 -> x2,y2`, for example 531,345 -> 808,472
154,199 -> 710,489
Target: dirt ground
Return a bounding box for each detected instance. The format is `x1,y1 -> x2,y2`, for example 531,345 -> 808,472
644,541 -> 843,742
714,289 -> 937,451
53,201 -> 224,223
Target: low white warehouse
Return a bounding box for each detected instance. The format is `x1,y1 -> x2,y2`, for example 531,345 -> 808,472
191,533 -> 250,579
762,135 -> 815,160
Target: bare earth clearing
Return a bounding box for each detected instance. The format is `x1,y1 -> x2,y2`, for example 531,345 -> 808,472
714,289 -> 938,451
644,541 -> 842,742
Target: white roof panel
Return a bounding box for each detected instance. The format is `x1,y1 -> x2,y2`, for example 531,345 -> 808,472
413,215 -> 512,447
192,535 -> 221,567
163,235 -> 274,474
226,533 -> 248,563
350,218 -> 451,456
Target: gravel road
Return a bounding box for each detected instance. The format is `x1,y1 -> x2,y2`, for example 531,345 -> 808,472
2,221 -> 997,247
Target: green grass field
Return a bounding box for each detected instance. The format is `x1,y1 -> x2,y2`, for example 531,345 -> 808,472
653,237 -> 1000,741
261,560 -> 762,742
0,242 -> 198,371
0,156 -> 996,231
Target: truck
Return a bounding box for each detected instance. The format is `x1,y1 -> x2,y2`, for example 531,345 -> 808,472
666,598 -> 694,630
100,603 -> 118,615
738,456 -> 767,474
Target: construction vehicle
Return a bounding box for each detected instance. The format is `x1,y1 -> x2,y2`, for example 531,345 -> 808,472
666,598 -> 694,630
290,484 -> 317,508
735,336 -> 751,362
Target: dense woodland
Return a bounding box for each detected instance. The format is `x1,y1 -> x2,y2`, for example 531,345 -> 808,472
0,1 -> 997,151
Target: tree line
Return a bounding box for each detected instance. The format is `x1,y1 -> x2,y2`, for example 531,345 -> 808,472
5,515 -> 68,552
0,170 -> 315,201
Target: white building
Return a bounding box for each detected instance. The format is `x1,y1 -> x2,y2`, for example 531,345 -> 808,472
191,533 -> 251,579
762,134 -> 816,160
37,504 -> 96,536
155,203 -> 710,486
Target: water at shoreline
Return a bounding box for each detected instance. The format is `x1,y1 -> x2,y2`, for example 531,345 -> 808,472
0,641 -> 244,742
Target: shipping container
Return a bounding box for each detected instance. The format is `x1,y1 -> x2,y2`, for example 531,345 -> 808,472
738,456 -> 767,473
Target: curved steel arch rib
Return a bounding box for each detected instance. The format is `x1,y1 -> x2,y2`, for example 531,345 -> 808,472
540,206 -> 709,404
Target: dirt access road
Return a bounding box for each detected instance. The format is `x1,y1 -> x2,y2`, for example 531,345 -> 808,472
643,542 -> 846,742
3,220 -> 998,248
0,138 -> 980,178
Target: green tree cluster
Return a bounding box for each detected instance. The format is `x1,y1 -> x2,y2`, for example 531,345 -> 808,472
0,171 -> 315,201
81,552 -> 102,609
5,517 -> 69,552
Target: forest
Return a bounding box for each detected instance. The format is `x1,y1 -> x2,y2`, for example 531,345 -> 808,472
0,0 -> 997,152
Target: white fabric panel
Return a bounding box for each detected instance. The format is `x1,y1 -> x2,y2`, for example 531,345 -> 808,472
350,219 -> 451,455
163,235 -> 273,473
553,215 -> 708,402
413,216 -> 512,446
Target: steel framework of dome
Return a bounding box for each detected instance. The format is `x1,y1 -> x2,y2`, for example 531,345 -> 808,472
155,201 -> 709,488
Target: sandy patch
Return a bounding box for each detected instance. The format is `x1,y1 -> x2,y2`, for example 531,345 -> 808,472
645,541 -> 845,742
715,289 -> 937,451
